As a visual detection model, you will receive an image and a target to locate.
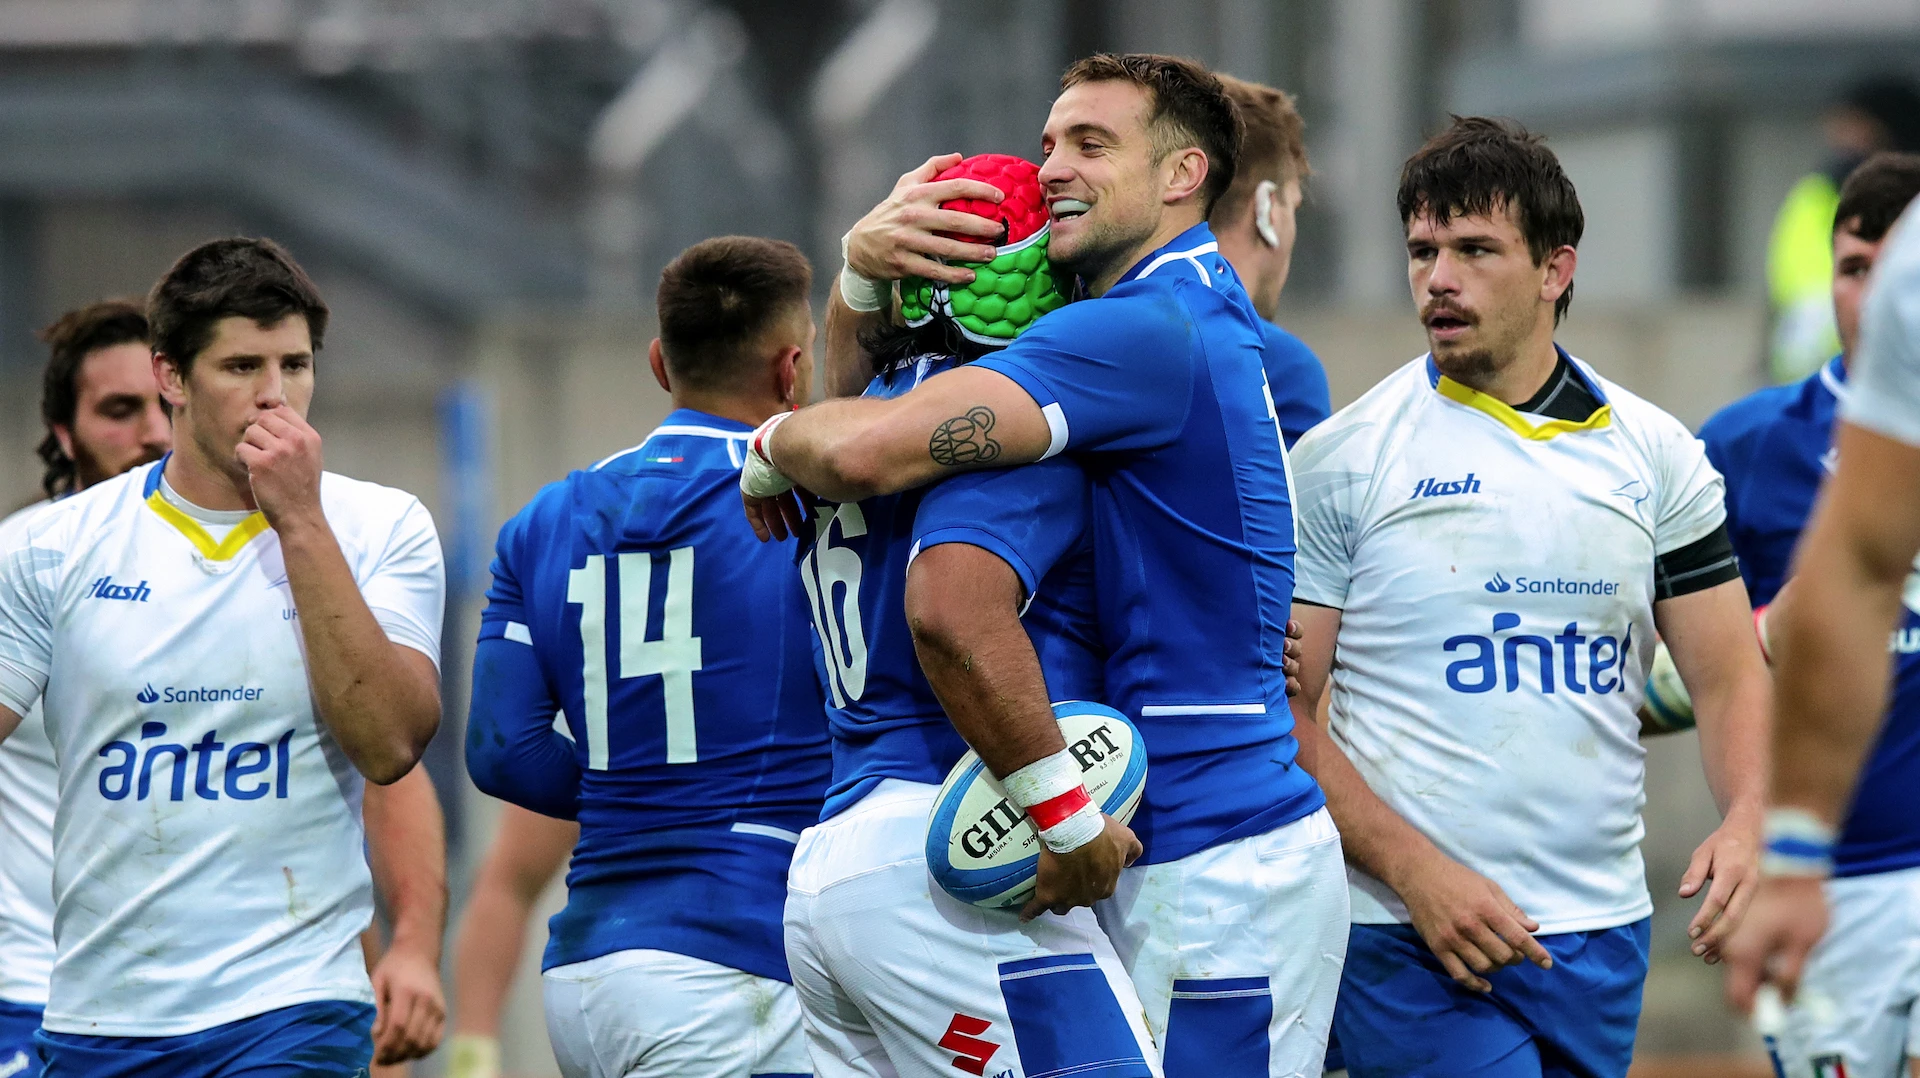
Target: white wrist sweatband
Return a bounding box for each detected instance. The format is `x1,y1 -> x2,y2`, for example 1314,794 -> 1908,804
1003,748 -> 1102,854
739,411 -> 797,499
839,230 -> 887,313
1761,806 -> 1837,878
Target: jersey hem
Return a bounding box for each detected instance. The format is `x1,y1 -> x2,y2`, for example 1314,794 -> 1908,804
1350,899 -> 1655,937
39,982 -> 376,1037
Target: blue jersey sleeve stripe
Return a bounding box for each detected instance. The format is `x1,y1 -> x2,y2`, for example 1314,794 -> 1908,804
910,526 -> 1042,598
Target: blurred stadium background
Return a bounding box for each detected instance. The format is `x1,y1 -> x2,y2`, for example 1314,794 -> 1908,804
2,0 -> 1918,1073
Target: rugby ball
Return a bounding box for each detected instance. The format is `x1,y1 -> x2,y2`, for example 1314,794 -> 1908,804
926,701 -> 1147,909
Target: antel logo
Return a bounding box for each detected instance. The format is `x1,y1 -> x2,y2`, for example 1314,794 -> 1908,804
136,684 -> 160,704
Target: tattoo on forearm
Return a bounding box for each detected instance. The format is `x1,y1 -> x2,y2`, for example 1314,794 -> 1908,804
929,407 -> 1001,466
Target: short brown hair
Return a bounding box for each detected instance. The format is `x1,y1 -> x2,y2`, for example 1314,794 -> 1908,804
1399,116 -> 1585,323
147,237 -> 329,373
1212,75 -> 1309,228
1062,53 -> 1242,214
656,237 -> 812,392
37,299 -> 150,499
1835,152 -> 1920,243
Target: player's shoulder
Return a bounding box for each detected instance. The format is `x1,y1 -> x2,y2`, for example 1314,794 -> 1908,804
1575,362 -> 1695,445
8,466 -> 149,549
318,472 -> 436,552
1697,379 -> 1804,458
1292,357 -> 1428,472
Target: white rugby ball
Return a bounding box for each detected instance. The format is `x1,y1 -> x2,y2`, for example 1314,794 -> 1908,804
926,700 -> 1147,908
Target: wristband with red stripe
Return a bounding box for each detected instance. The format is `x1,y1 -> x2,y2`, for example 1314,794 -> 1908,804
739,411 -> 796,498
1002,748 -> 1102,854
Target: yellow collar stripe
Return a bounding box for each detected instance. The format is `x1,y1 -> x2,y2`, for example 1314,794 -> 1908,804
145,492 -> 271,561
1434,375 -> 1612,441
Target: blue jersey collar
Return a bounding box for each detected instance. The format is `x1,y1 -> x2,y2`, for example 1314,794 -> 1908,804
1818,354 -> 1849,404
1114,222 -> 1228,288
660,407 -> 754,433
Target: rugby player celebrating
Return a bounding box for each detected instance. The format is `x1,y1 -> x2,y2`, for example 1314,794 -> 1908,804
0,239 -> 444,1075
1288,118 -> 1769,1078
752,53 -> 1340,1077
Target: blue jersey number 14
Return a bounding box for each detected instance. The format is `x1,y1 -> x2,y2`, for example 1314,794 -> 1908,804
566,549 -> 705,769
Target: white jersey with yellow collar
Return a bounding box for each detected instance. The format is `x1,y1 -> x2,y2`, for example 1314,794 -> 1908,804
0,459 -> 444,1036
0,501 -> 57,1007
1292,354 -> 1726,933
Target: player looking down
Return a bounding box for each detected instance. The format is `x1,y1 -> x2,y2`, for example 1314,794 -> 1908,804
1698,151 -> 1920,1078
0,239 -> 445,1075
0,300 -> 449,1078
1724,173 -> 1920,1023
465,237 -> 830,1078
1287,117 -> 1769,1078
754,53 -> 1342,1077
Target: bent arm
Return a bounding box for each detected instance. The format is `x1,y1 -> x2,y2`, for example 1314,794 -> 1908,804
767,366 -> 1053,503
824,282 -> 885,400
1654,579 -> 1770,818
1288,602 -> 1450,890
0,705 -> 17,745
1771,422 -> 1920,825
906,543 -> 1065,776
464,635 -> 580,820
280,521 -> 441,784
364,765 -> 449,970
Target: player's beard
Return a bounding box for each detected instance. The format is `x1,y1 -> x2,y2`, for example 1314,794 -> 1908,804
70,438 -> 165,489
1052,208 -> 1155,290
1430,346 -> 1501,390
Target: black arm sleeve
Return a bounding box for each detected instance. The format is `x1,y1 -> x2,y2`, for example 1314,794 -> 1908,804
1653,522 -> 1742,601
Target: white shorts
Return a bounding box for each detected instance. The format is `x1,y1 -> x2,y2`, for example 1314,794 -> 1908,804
784,779 -> 1162,1078
1771,865 -> 1920,1078
542,948 -> 808,1078
1097,808 -> 1349,1078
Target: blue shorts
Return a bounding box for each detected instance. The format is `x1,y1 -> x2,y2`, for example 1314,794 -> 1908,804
1333,919 -> 1650,1078
35,1000 -> 374,1078
0,998 -> 45,1078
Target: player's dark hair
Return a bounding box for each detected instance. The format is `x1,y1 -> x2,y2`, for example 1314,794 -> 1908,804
1398,116 -> 1585,323
37,299 -> 150,500
1835,152 -> 1920,243
859,319 -> 1000,384
1212,75 -> 1309,228
656,236 -> 812,393
1062,53 -> 1242,214
147,237 -> 328,374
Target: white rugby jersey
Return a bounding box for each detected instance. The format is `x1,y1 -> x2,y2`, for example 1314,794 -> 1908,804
1848,208 -> 1920,448
1293,355 -> 1726,933
0,459 -> 443,1036
0,503 -> 56,1007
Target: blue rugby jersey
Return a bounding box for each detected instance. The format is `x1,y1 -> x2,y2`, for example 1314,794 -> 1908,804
808,357 -> 1106,815
1701,356 -> 1920,876
1261,321 -> 1332,447
971,222 -> 1325,864
466,409 -> 830,982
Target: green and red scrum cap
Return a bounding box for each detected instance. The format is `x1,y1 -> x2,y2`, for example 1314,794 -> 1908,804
899,153 -> 1070,345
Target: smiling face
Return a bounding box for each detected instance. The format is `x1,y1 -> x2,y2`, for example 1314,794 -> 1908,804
157,315 -> 314,482
1038,80 -> 1179,292
1406,201 -> 1574,387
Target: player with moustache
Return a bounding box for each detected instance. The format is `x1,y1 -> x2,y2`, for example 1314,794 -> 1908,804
1210,73 -> 1331,447
0,301 -> 450,1078
465,237 -> 833,1078
1287,118 -> 1769,1078
0,240 -> 445,1075
752,53 -> 1340,1077
1724,172 -> 1920,1029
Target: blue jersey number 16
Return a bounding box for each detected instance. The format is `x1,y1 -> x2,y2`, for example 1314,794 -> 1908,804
565,549 -> 704,770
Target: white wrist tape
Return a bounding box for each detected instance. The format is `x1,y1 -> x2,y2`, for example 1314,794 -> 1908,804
739,411 -> 797,499
839,230 -> 887,313
1003,748 -> 1101,854
1761,806 -> 1837,878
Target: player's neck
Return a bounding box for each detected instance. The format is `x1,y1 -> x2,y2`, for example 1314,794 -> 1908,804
1471,335 -> 1561,407
1086,206 -> 1207,297
163,427 -> 258,513
668,391 -> 786,431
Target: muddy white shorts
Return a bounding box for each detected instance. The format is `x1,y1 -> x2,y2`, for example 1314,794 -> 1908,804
1769,864 -> 1920,1078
